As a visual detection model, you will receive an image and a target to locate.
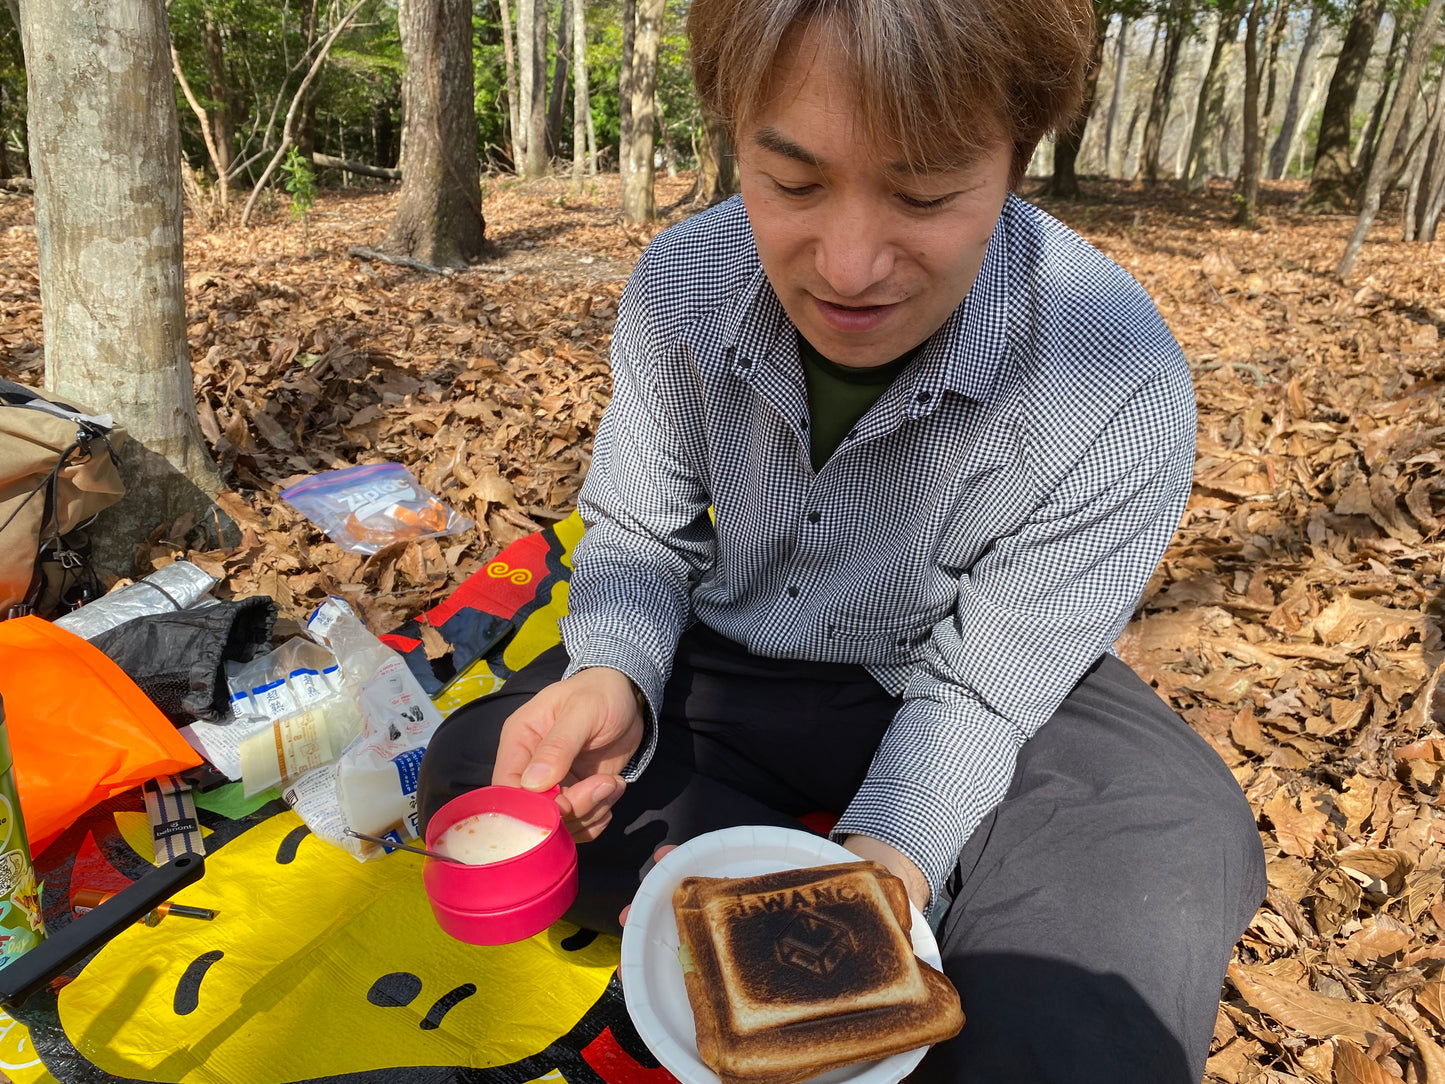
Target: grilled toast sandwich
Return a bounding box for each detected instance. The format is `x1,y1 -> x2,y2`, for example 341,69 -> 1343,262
673,861 -> 963,1084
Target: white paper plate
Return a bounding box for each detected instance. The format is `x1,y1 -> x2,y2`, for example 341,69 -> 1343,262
619,826 -> 942,1084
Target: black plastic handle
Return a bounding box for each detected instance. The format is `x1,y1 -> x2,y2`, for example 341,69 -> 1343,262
0,851 -> 206,1008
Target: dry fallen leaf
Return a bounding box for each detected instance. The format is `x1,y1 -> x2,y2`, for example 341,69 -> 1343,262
1264,791 -> 1331,859
1402,1018 -> 1445,1084
417,621 -> 451,661
1229,962 -> 1397,1044
1332,1040 -> 1400,1084
1417,983 -> 1445,1029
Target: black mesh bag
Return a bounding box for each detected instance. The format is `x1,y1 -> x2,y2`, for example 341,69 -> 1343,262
90,596 -> 277,724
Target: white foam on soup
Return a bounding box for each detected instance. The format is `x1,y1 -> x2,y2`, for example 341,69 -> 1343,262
436,811 -> 550,865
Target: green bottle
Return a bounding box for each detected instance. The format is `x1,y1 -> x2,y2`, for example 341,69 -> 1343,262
0,693 -> 45,969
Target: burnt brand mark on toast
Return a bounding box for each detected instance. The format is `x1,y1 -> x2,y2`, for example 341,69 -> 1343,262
723,882 -> 862,918
775,911 -> 854,976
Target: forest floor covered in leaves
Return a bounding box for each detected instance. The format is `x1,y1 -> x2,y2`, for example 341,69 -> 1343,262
1,171 -> 1444,1084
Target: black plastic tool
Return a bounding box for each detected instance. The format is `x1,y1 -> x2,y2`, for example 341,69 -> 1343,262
0,851 -> 206,1009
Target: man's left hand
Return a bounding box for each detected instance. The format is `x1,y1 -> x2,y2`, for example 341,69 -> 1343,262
843,834 -> 930,912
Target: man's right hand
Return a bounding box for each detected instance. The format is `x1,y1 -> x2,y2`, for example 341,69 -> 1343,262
492,666 -> 644,843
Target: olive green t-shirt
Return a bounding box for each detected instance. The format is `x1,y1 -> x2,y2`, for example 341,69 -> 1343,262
798,334 -> 920,471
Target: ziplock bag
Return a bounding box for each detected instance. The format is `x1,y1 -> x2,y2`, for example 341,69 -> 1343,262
279,463 -> 473,555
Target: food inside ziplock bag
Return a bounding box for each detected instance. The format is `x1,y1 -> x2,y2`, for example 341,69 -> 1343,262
279,463 -> 474,555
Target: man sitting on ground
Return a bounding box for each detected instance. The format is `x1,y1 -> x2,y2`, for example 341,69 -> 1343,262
421,0 -> 1266,1079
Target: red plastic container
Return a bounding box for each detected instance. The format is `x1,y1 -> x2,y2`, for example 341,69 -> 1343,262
422,785 -> 578,945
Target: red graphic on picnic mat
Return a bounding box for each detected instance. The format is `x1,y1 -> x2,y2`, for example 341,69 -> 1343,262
582,1026 -> 681,1084
379,518 -> 576,695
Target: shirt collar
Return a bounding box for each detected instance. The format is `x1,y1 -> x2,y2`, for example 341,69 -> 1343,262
910,195 -> 1014,406
720,195 -> 1015,404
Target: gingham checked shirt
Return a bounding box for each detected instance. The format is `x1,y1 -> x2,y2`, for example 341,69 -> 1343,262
560,193 -> 1196,906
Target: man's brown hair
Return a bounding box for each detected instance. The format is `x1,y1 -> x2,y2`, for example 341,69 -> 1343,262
688,0 -> 1094,185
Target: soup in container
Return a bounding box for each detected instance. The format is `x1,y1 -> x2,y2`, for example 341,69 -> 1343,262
422,785 -> 578,946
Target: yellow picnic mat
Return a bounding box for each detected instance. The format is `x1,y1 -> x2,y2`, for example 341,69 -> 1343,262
1,512 -> 680,1084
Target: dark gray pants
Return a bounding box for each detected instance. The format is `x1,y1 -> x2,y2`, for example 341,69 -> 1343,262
418,623 -> 1265,1084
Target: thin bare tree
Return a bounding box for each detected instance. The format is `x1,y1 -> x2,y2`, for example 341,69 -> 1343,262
1338,0 -> 1444,278
240,0 -> 366,226
570,0 -> 592,192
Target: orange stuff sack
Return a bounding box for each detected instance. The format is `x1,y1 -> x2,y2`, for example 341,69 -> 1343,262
0,615 -> 201,852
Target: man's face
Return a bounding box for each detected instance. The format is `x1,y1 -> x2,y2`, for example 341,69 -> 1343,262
737,23 -> 1014,368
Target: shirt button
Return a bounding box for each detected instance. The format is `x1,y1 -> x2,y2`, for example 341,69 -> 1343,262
786,586 -> 800,598
846,429 -> 858,440
800,418 -> 809,430
916,389 -> 932,403
739,356 -> 752,369
806,510 -> 821,524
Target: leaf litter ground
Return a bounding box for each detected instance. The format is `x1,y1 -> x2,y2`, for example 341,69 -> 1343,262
1,174 -> 1443,1084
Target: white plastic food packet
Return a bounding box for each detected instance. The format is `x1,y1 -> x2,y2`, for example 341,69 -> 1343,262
183,637 -> 360,790
290,597 -> 446,859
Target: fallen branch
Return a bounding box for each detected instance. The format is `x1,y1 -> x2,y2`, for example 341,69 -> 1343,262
313,153 -> 401,181
1190,359 -> 1266,386
347,246 -> 459,276
616,214 -> 657,250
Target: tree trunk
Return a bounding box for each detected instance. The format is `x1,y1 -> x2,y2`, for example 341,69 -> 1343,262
202,14 -> 234,180
1046,3 -> 1110,198
1123,21 -> 1163,178
1184,2 -> 1247,191
1401,76 -> 1438,241
171,41 -> 230,211
517,0 -> 548,178
1303,0 -> 1387,211
1103,18 -> 1131,176
621,0 -> 663,222
1236,0 -> 1268,225
546,0 -> 569,158
618,0 -> 636,201
1354,13 -> 1405,184
1268,1 -> 1323,177
570,0 -> 590,192
313,152 -> 402,180
381,0 -> 486,266
658,96 -> 677,178
695,115 -> 738,205
372,87 -> 400,168
1415,69 -> 1445,240
1337,0 -> 1444,278
296,0 -> 323,162
1258,0 -> 1292,138
17,0 -> 228,574
586,93 -> 598,175
498,0 -> 521,167
1141,0 -> 1193,187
